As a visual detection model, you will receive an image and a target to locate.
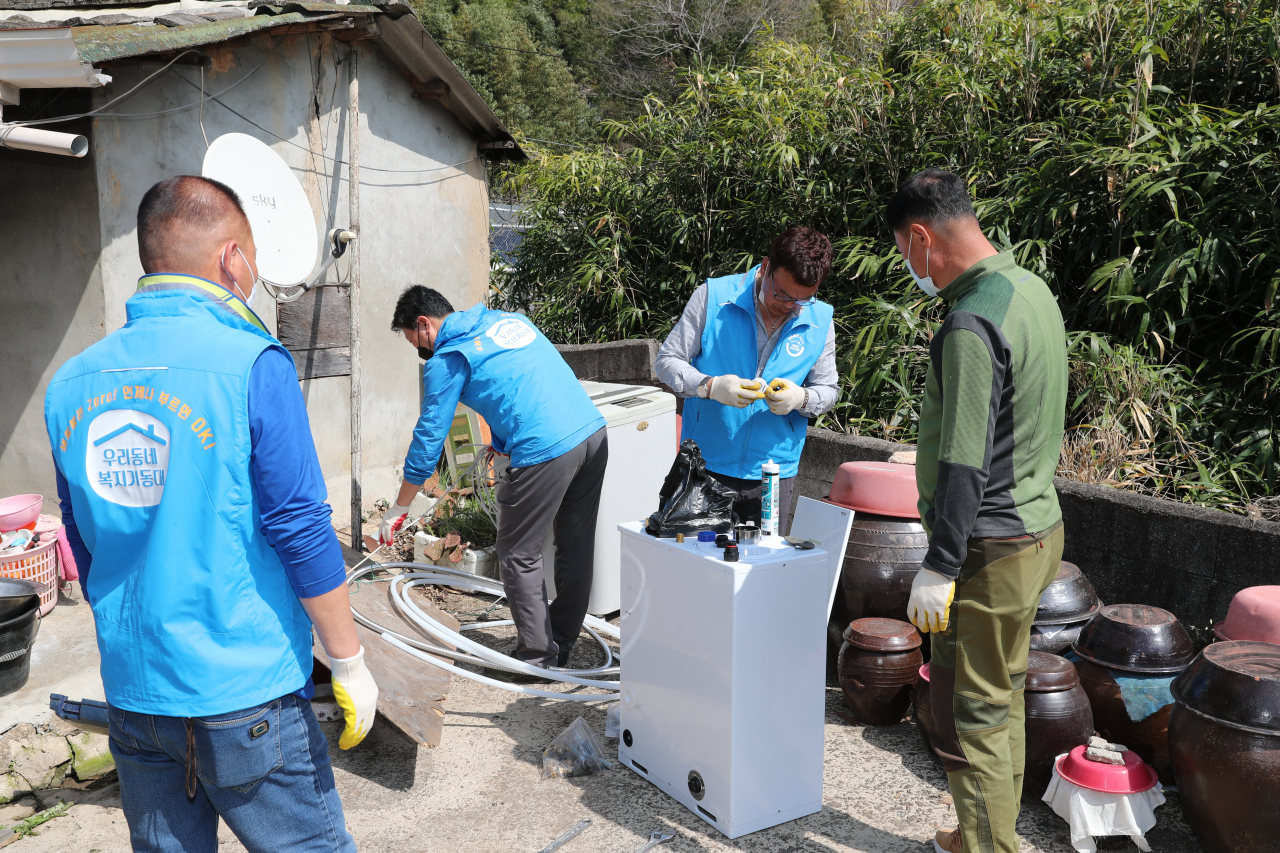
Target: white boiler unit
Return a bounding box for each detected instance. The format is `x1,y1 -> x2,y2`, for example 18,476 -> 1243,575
616,521 -> 829,838
545,382 -> 677,615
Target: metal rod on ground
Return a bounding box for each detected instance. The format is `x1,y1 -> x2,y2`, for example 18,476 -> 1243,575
537,819 -> 592,853
347,45 -> 363,551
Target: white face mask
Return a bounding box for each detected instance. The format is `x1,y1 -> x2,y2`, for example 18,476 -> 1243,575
221,245 -> 260,306
905,232 -> 939,297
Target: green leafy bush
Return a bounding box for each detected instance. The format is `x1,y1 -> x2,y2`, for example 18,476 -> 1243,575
496,0 -> 1280,514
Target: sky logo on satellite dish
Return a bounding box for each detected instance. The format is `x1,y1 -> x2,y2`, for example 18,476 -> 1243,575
203,133 -> 318,286
486,317 -> 537,350
86,409 -> 171,508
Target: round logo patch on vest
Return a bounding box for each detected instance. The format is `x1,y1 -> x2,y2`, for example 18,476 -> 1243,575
784,334 -> 806,358
86,409 -> 171,507
486,317 -> 536,349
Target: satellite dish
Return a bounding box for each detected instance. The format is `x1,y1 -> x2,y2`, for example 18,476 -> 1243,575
202,133 -> 317,286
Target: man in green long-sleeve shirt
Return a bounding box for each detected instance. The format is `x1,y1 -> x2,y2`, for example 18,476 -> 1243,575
886,169 -> 1067,853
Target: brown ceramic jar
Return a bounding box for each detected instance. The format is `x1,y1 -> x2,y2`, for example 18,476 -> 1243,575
1169,641 -> 1280,853
1074,658 -> 1174,782
912,663 -> 934,754
838,618 -> 923,726
1022,652 -> 1094,800
841,515 -> 928,622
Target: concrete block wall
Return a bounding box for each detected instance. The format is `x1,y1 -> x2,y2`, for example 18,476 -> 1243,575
788,429 -> 1280,637
555,340 -> 662,388
556,339 -> 1280,633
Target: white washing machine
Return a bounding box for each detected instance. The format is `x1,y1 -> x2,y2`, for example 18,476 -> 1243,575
545,382 -> 677,615
616,521 -> 829,838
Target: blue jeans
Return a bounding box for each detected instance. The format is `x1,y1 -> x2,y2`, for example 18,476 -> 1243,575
108,694 -> 356,853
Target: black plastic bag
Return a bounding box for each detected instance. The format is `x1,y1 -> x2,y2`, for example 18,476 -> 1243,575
645,439 -> 737,537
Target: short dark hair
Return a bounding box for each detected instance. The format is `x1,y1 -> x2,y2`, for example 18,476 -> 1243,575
137,176 -> 248,270
885,168 -> 977,233
391,285 -> 455,331
768,227 -> 832,288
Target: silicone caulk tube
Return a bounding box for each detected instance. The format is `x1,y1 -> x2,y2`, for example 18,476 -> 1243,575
761,458 -> 780,536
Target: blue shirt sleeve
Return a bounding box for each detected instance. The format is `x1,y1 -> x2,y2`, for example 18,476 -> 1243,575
403,352 -> 469,484
53,461 -> 93,596
248,347 -> 347,600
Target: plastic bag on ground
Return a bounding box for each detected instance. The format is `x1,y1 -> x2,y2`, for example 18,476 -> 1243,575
542,717 -> 613,779
605,702 -> 620,738
645,439 -> 737,537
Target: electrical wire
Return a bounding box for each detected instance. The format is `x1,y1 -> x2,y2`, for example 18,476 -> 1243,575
198,65 -> 210,149
171,72 -> 488,176
11,33 -> 291,127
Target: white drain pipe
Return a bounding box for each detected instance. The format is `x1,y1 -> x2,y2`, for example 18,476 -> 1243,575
0,123 -> 87,157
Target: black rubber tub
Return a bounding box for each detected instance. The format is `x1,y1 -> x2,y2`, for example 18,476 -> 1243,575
0,602 -> 41,697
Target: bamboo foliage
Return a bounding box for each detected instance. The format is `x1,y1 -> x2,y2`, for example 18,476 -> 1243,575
498,0 -> 1280,514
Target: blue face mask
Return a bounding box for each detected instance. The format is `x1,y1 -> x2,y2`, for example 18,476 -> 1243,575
905,232 -> 939,298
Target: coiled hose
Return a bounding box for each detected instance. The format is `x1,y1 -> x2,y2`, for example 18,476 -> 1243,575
348,561 -> 620,702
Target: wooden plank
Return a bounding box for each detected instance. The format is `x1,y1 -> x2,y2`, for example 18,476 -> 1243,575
278,285 -> 351,350
313,544 -> 459,748
290,346 -> 351,380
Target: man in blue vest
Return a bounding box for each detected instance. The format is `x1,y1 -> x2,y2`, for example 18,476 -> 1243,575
379,287 -> 607,673
45,176 -> 376,853
655,227 -> 838,532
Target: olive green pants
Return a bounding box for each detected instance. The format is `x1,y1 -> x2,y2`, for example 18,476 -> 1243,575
929,522 -> 1064,853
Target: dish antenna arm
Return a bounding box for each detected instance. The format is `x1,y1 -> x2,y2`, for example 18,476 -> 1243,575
273,228 -> 357,303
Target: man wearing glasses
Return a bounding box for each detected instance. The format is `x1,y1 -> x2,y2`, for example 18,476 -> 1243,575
655,227 -> 837,532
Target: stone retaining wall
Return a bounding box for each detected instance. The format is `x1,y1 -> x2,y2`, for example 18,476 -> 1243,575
557,338 -> 1280,632
794,428 -> 1280,637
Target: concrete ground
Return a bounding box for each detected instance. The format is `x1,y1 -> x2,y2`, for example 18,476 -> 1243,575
7,587 -> 1205,853
0,591 -> 103,734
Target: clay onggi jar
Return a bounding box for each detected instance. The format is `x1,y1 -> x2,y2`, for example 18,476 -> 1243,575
1022,651 -> 1094,800
838,618 -> 923,726
1073,658 -> 1174,782
840,514 -> 928,622
1169,641 -> 1280,853
913,663 -> 935,755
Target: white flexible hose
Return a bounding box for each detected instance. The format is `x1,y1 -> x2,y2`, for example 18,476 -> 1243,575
348,560 -> 620,701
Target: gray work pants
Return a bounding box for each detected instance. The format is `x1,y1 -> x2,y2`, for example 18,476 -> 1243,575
496,427 -> 609,667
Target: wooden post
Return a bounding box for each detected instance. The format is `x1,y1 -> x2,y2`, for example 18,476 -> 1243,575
347,46 -> 363,550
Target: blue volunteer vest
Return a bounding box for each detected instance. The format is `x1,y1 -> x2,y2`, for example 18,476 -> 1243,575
434,306 -> 604,467
681,267 -> 834,479
43,274 -> 314,717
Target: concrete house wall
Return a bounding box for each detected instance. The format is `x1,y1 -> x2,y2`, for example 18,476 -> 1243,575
0,31 -> 491,526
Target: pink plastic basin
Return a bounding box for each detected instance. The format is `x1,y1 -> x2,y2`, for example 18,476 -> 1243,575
826,461 -> 920,518
1214,586 -> 1280,644
1055,744 -> 1158,794
0,495 -> 42,533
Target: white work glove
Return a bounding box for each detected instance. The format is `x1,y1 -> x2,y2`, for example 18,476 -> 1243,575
709,374 -> 765,408
765,378 -> 806,416
378,502 -> 413,545
330,646 -> 379,749
907,567 -> 956,633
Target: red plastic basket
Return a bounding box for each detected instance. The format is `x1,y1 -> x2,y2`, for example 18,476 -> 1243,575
0,537 -> 58,616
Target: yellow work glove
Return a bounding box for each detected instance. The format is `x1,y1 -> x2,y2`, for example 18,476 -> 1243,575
709,375 -> 766,408
330,646 -> 379,749
907,567 -> 956,633
765,378 -> 806,416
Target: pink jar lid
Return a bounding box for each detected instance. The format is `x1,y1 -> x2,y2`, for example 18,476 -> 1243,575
1055,744 -> 1158,794
1214,586 -> 1280,644
825,461 -> 919,518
